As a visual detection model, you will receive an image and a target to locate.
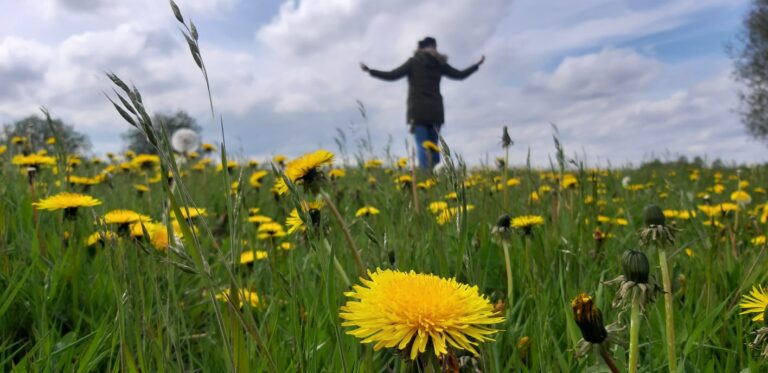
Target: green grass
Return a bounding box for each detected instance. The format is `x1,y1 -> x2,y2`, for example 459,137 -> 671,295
1,147 -> 768,371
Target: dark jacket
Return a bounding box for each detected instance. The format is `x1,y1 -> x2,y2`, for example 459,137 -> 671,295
369,51 -> 479,125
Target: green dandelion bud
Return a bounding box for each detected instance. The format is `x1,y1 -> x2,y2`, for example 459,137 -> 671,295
643,204 -> 665,227
622,250 -> 650,284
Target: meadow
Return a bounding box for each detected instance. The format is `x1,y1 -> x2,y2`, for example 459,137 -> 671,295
2,128 -> 768,372
2,2 -> 768,371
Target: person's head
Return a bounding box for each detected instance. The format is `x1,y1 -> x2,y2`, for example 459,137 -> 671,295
418,37 -> 437,49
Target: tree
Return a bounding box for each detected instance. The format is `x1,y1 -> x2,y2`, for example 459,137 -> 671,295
731,0 -> 768,142
2,115 -> 91,154
122,111 -> 202,154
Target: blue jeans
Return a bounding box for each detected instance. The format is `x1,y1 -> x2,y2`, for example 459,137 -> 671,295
413,123 -> 440,170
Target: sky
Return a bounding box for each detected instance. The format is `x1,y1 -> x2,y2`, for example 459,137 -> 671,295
0,0 -> 765,167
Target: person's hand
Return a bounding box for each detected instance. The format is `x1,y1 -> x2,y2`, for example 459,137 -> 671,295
360,62 -> 370,72
477,55 -> 486,66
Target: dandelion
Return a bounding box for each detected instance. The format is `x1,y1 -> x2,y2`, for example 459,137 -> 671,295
752,235 -> 766,245
0,145 -> 6,155
86,231 -> 118,247
172,207 -> 207,220
171,128 -> 200,155
329,168 -> 346,180
428,201 -> 448,214
275,150 -> 334,195
437,205 -> 474,225
740,286 -> 768,358
240,250 -> 269,265
248,214 -> 273,225
33,192 -> 102,219
11,136 -> 26,145
364,159 -> 383,170
130,154 -> 160,169
273,154 -> 286,165
511,215 -> 544,234
422,140 -> 440,153
731,190 -> 752,206
103,209 -> 151,225
249,170 -> 268,188
340,268 -> 504,360
11,154 -> 56,169
134,184 -> 149,195
257,221 -> 286,240
571,293 -> 624,368
201,143 -> 216,153
355,206 -> 380,217
214,288 -> 261,309
417,179 -> 436,190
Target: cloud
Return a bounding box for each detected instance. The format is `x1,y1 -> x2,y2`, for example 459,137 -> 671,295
0,0 -> 763,167
525,48 -> 662,101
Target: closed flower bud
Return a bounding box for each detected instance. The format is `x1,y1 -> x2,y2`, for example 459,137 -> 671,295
571,293 -> 607,344
495,214 -> 511,229
622,250 -> 650,284
643,204 -> 665,227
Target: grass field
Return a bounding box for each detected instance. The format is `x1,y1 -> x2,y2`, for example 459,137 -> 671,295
2,134 -> 768,371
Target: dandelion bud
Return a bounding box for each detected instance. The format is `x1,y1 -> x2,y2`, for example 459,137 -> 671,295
495,214 -> 511,230
571,293 -> 607,344
621,250 -> 650,284
501,126 -> 513,148
643,204 -> 665,227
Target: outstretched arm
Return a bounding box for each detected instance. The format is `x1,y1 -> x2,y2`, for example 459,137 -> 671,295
363,59 -> 412,81
443,55 -> 485,80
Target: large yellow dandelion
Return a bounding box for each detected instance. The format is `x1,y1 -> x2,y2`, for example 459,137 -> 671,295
340,268 -> 504,360
511,215 -> 545,230
33,192 -> 102,212
275,150 -> 334,195
103,209 -> 151,225
740,285 -> 768,323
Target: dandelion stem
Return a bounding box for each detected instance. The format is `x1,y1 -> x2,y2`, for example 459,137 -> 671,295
321,191 -> 366,276
658,249 -> 677,373
628,288 -> 641,373
502,146 -> 509,210
599,344 -> 620,373
502,240 -> 514,302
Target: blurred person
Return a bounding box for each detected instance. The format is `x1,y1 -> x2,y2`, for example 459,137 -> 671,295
361,36 -> 484,171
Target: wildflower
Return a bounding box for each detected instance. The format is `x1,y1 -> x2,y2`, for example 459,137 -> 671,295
279,242 -> 294,251
571,293 -> 625,358
561,174 -> 578,189
33,192 -> 102,219
329,168 -> 346,180
286,209 -> 306,234
506,178 -> 521,187
134,184 -> 149,195
130,154 -> 160,169
604,250 -> 661,310
257,221 -> 286,239
417,179 -> 436,190
214,288 -> 261,309
340,268 -> 503,360
422,140 -> 440,153
86,231 -> 118,247
248,215 -> 273,225
740,286 -> 768,358
103,210 -> 152,229
216,161 -> 238,173
201,143 -> 216,153
753,236 -> 766,246
273,154 -> 286,165
428,201 -> 449,214
275,150 -> 334,195
11,154 -> 56,169
355,206 -> 380,217
240,250 -> 269,265
171,128 -> 200,155
249,170 -> 268,188
731,190 -> 752,206
511,215 -> 544,234
640,205 -> 676,245
395,174 -> 413,189
437,205 -> 474,225
129,221 -> 163,238
397,157 -> 409,168
0,145 -> 6,155
248,160 -> 259,168
444,192 -> 458,200
172,207 -> 207,220
364,159 -> 383,169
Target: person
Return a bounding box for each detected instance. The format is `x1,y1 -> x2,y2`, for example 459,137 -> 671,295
360,36 -> 484,171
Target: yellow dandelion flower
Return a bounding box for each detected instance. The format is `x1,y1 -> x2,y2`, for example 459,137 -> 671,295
11,136 -> 26,144
417,179 -> 436,190
364,159 -> 383,170
422,141 -> 440,152
329,168 -> 346,179
173,207 -> 207,220
130,154 -> 160,169
740,285 -> 768,322
257,221 -> 286,239
356,206 -> 380,217
12,154 -> 56,167
397,157 -> 409,168
134,184 -> 149,193
249,170 -> 268,188
561,174 -> 578,189
103,209 -> 151,225
436,205 -> 474,225
201,143 -> 216,152
511,215 -> 544,233
273,154 -> 286,164
506,178 -> 521,187
752,235 -> 766,246
286,209 -> 306,234
275,150 -> 334,195
129,221 -> 163,238
340,268 -> 504,360
214,288 -> 261,309
240,250 -> 269,265
248,214 -> 273,224
731,190 -> 752,205
86,231 -> 118,247
429,201 -> 449,214
279,242 -> 294,251
0,145 -> 6,155
33,192 -> 102,211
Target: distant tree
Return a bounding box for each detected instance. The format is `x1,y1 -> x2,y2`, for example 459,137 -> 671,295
122,111 -> 202,154
2,115 -> 91,154
731,0 -> 768,143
